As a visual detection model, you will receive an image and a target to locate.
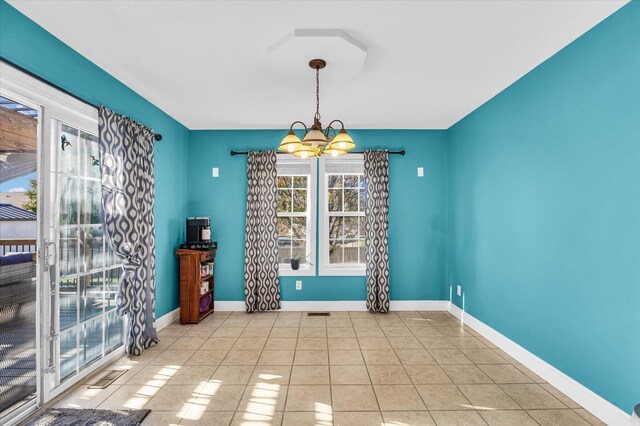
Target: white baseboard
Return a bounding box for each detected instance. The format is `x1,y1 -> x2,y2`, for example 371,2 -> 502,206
448,303 -> 632,426
214,300 -> 450,312
155,307 -> 180,330
391,300 -> 450,311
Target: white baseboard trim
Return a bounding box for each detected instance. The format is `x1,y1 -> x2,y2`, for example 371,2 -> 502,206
448,303 -> 632,426
156,307 -> 180,330
214,300 -> 450,312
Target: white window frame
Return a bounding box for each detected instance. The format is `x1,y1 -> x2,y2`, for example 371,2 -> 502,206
276,155 -> 317,276
318,154 -> 366,276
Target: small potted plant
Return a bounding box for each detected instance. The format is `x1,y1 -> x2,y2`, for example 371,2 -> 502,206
289,254 -> 313,270
290,256 -> 302,270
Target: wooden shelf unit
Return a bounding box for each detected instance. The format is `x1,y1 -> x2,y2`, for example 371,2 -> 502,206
176,248 -> 216,324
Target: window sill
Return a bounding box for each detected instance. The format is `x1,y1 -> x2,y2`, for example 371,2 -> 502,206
318,267 -> 366,277
279,265 -> 316,277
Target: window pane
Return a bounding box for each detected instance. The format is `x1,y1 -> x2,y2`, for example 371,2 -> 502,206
60,329 -> 78,381
105,268 -> 120,311
344,240 -> 360,263
81,180 -> 102,224
79,273 -> 103,322
106,310 -> 123,353
81,131 -> 100,179
329,216 -> 343,240
291,240 -> 306,260
344,189 -> 358,212
359,217 -> 366,238
278,189 -> 292,212
277,176 -> 292,188
104,238 -> 118,268
293,176 -> 307,188
328,189 -> 342,212
359,240 -> 366,264
359,189 -> 367,212
292,217 -> 306,239
277,217 -> 292,238
60,124 -> 79,175
358,175 -> 366,188
60,227 -> 78,276
293,189 -> 307,212
278,238 -> 292,263
344,175 -> 359,188
329,240 -> 343,264
59,176 -> 78,225
59,277 -> 77,331
328,175 -> 343,188
83,226 -> 104,271
344,217 -> 358,239
81,316 -> 102,368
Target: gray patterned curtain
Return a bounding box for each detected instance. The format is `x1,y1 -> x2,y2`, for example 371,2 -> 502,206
244,151 -> 281,312
98,106 -> 157,355
364,150 -> 390,313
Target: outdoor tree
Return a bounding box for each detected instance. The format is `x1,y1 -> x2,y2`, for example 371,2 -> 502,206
22,178 -> 37,212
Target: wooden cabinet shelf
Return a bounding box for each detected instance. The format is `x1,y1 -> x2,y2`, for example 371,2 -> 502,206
176,248 -> 216,324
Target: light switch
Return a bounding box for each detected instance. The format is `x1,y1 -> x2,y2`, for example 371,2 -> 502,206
296,281 -> 302,290
212,167 -> 219,177
417,167 -> 424,177
456,285 -> 462,296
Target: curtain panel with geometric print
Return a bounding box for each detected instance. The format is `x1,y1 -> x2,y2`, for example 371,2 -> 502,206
244,151 -> 281,312
364,150 -> 390,313
98,106 -> 157,355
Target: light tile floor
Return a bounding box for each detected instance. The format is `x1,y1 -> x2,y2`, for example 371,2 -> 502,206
49,311 -> 606,426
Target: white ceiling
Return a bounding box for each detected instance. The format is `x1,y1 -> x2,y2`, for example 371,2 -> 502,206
8,1 -> 627,130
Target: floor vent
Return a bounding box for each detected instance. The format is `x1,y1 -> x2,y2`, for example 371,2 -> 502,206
307,312 -> 330,317
88,369 -> 127,389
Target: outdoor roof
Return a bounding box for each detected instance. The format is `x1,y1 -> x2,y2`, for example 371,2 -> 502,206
0,203 -> 36,221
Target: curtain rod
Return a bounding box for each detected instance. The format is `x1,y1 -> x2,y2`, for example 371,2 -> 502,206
0,56 -> 163,141
230,150 -> 405,156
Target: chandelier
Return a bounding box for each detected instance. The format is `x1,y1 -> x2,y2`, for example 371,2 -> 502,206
278,59 -> 356,158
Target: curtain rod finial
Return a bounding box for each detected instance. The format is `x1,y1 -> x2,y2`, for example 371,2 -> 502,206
154,134 -> 162,141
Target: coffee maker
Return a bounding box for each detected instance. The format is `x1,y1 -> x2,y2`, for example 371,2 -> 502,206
186,217 -> 211,243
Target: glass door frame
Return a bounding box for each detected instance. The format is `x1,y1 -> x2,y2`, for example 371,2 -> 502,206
40,89 -> 126,405
0,63 -> 125,422
44,111 -> 125,402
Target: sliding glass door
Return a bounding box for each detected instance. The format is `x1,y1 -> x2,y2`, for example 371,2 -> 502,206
43,115 -> 123,398
0,95 -> 39,420
1,61 -> 125,424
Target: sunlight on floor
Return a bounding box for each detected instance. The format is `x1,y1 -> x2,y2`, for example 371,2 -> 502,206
180,380 -> 220,420
243,382 -> 280,416
123,385 -> 159,409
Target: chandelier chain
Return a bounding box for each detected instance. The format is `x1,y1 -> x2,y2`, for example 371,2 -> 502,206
315,67 -> 321,121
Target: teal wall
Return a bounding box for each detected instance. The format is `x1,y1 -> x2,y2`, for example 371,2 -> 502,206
188,130 -> 448,302
0,0 -> 189,317
447,2 -> 640,413
4,0 -> 639,413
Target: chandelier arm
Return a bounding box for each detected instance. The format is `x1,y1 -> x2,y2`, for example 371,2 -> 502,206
324,119 -> 346,135
289,120 -> 308,134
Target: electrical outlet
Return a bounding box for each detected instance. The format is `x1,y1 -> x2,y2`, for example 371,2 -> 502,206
212,167 -> 219,177
456,285 -> 462,296
296,280 -> 302,290
417,167 -> 424,177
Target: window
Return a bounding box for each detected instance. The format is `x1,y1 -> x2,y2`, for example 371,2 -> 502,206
276,156 -> 316,275
319,155 -> 366,275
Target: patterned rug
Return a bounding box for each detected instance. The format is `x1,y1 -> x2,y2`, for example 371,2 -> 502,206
25,408 -> 150,426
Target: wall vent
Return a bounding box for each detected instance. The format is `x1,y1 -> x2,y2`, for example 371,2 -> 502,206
307,312 -> 330,317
